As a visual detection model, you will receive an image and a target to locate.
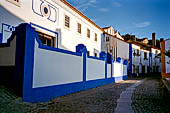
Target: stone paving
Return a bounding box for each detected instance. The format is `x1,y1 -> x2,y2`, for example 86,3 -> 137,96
132,76 -> 170,113
0,78 -> 140,113
115,79 -> 145,113
1,76 -> 169,113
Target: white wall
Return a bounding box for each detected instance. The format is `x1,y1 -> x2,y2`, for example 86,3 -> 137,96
132,44 -> 140,66
140,50 -> 149,66
117,40 -> 129,60
123,65 -> 127,76
107,64 -> 111,78
0,36 -> 16,66
165,39 -> 170,73
86,58 -> 105,81
0,6 -> 23,43
0,0 -> 103,56
33,39 -> 83,88
113,62 -> 123,77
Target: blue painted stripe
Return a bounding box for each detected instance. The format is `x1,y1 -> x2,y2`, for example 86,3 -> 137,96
30,22 -> 59,48
105,55 -> 107,79
20,23 -> 129,103
149,48 -> 151,73
39,45 -> 82,56
129,43 -> 132,76
30,22 -> 58,34
23,24 -> 36,100
83,52 -> 87,82
111,55 -> 113,78
0,33 -> 2,43
87,55 -> 104,61
23,76 -> 128,102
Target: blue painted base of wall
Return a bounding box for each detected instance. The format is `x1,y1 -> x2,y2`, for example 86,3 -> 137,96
0,33 -> 2,43
23,75 -> 128,103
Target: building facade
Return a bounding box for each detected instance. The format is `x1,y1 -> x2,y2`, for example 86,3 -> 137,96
161,39 -> 170,78
0,0 -> 103,56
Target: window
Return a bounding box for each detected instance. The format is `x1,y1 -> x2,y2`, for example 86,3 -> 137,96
95,33 -> 97,41
41,4 -> 50,17
6,0 -> 21,6
87,28 -> 90,38
77,23 -> 81,34
137,66 -> 139,73
94,53 -> 97,57
147,66 -> 150,73
37,31 -> 56,47
133,65 -> 135,73
137,49 -> 140,56
106,37 -> 109,42
65,15 -> 70,28
142,66 -> 145,73
144,52 -> 147,59
87,51 -> 90,56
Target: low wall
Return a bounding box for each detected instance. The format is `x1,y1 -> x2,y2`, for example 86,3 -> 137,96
33,40 -> 83,88
1,24 -> 128,102
0,36 -> 16,66
86,57 -> 105,81
107,64 -> 111,78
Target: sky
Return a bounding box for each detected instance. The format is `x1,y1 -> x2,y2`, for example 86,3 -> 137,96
67,0 -> 170,40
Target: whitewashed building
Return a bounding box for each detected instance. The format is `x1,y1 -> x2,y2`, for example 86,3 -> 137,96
130,41 -> 161,76
101,26 -> 129,61
0,0 -> 103,56
161,38 -> 170,78
0,0 -> 129,102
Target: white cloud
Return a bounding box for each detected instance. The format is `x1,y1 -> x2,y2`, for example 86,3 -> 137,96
72,0 -> 97,12
98,8 -> 109,12
134,21 -> 151,28
112,2 -> 122,7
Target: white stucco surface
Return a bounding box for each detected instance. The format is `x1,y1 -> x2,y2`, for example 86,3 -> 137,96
107,64 -> 111,78
117,40 -> 129,59
86,58 -> 105,81
0,36 -> 16,66
0,6 -> 23,43
123,65 -> 127,76
33,40 -> 83,88
165,39 -> 170,73
113,62 -> 123,77
0,0 -> 102,56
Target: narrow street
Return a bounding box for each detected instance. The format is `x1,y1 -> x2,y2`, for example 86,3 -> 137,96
0,75 -> 170,113
132,76 -> 170,113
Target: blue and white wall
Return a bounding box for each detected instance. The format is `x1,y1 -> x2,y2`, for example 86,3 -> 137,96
0,24 -> 128,102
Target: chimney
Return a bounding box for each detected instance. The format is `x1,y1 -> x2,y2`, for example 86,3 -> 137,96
160,38 -> 164,42
132,35 -> 136,41
152,33 -> 156,47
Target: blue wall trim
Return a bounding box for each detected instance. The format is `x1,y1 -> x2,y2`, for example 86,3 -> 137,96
0,33 -> 2,43
32,0 -> 58,23
83,52 -> 87,82
12,23 -> 129,102
129,43 -> 132,76
105,56 -> 107,79
30,22 -> 59,48
1,23 -> 15,43
149,48 -> 151,73
23,76 -> 128,102
23,24 -> 36,101
87,55 -> 104,61
111,55 -> 113,78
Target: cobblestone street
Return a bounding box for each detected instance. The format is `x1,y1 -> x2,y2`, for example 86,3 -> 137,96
0,76 -> 170,113
132,76 -> 170,113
